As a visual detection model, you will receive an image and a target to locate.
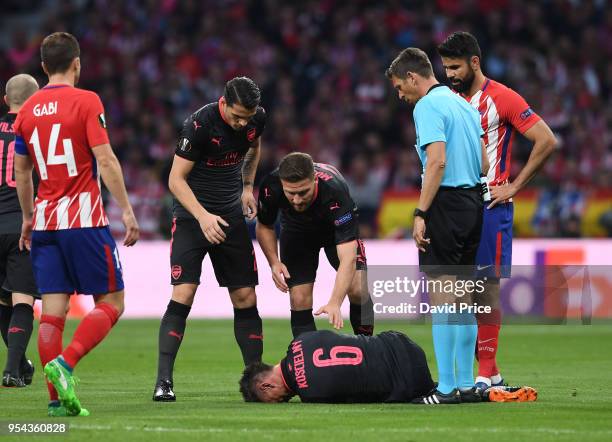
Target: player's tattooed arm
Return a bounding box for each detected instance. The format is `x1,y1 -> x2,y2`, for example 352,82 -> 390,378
241,137 -> 261,219
242,137 -> 261,189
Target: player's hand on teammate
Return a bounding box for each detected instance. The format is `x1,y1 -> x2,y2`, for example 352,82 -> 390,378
19,218 -> 33,251
315,302 -> 343,329
488,183 -> 517,209
241,189 -> 258,220
412,216 -> 430,252
122,209 -> 140,246
271,261 -> 291,292
198,212 -> 229,244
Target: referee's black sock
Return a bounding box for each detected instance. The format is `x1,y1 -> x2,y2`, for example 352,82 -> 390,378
157,300 -> 191,383
4,303 -> 33,376
290,309 -> 316,339
0,303 -> 12,347
233,306 -> 263,366
350,297 -> 374,336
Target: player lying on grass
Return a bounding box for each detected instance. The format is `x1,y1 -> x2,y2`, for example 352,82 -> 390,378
239,330 -> 537,403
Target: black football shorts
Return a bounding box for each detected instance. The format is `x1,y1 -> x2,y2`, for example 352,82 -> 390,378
170,216 -> 258,288
0,233 -> 39,300
280,229 -> 366,288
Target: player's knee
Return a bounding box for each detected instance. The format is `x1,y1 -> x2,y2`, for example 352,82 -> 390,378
94,290 -> 125,316
230,287 -> 257,308
347,288 -> 369,304
171,284 -> 197,305
289,292 -> 313,310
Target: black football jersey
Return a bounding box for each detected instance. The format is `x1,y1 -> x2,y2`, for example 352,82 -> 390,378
0,113 -> 23,233
173,99 -> 266,218
279,330 -> 434,403
257,163 -> 359,244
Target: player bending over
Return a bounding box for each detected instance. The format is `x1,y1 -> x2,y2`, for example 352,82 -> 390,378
256,152 -> 374,337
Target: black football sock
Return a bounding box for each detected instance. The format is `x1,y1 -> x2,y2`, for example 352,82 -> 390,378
350,296 -> 374,336
290,309 -> 316,339
4,303 -> 34,376
157,300 -> 191,383
0,303 -> 12,347
233,306 -> 263,365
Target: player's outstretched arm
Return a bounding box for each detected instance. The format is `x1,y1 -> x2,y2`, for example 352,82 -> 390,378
241,137 -> 261,220
255,221 -> 290,292
14,153 -> 34,251
315,240 -> 357,329
489,120 -> 557,208
168,154 -> 228,244
92,143 -> 140,246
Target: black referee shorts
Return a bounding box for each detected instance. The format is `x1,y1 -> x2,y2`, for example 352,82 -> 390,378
419,186 -> 483,276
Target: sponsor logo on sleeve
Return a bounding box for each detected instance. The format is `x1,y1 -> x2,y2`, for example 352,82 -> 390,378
334,212 -> 353,226
520,108 -> 534,120
247,127 -> 257,142
178,138 -> 191,152
98,113 -> 107,128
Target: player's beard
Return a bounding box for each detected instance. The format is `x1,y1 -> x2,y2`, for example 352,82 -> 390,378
449,69 -> 475,94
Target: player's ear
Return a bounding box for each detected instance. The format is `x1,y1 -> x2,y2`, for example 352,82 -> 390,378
74,57 -> 81,71
260,382 -> 274,391
470,55 -> 480,71
3,95 -> 8,107
41,62 -> 49,76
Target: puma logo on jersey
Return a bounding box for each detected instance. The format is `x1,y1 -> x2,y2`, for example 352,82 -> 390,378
33,102 -> 58,116
211,137 -> 221,146
193,120 -> 201,130
330,202 -> 340,210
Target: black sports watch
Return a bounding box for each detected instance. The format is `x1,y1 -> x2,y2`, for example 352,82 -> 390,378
413,208 -> 428,219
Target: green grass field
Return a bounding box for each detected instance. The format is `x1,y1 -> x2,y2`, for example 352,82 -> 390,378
2,319 -> 612,441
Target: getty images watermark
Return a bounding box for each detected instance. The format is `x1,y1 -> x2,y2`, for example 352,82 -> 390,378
372,275 -> 490,315
363,265 -> 609,324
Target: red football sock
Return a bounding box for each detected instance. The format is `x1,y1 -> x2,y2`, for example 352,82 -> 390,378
476,309 -> 501,378
62,303 -> 120,369
39,315 -> 65,401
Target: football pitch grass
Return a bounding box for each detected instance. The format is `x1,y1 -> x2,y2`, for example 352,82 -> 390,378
2,319 -> 612,442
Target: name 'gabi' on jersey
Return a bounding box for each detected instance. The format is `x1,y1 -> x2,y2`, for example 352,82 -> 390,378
13,85 -> 110,230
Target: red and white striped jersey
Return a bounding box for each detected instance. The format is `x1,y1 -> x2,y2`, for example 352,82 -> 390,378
464,78 -> 541,186
14,85 -> 110,230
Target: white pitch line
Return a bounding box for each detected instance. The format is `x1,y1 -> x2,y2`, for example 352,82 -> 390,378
69,424 -> 612,436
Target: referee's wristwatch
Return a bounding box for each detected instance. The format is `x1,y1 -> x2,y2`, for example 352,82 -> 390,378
413,208 -> 428,219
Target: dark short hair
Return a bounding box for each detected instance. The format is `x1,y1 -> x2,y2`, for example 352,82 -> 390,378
385,48 -> 434,79
41,32 -> 80,75
437,31 -> 482,62
239,362 -> 273,402
278,152 -> 315,183
224,77 -> 261,110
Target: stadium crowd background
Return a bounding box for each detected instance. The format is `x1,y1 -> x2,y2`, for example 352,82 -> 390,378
1,0 -> 610,239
